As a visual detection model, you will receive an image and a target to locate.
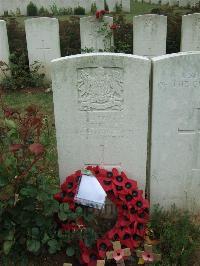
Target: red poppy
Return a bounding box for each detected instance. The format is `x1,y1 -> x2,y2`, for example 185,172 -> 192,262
97,238 -> 112,258
95,11 -> 100,19
109,23 -> 120,30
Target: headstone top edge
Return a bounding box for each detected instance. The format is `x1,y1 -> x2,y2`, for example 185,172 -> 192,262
133,14 -> 167,19
182,12 -> 200,17
80,15 -> 112,21
152,51 -> 200,62
0,20 -> 6,23
25,17 -> 59,23
51,53 -> 151,65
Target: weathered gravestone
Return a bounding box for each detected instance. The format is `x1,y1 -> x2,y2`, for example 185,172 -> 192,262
181,13 -> 200,52
179,0 -> 189,7
106,0 -> 121,12
122,0 -> 130,12
51,53 -> 151,190
80,16 -> 113,52
151,52 -> 200,211
133,14 -> 167,57
0,20 -> 10,81
25,17 -> 61,81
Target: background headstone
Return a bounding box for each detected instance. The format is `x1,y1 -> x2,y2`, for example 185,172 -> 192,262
51,53 -> 151,190
25,17 -> 61,81
122,0 -> 130,12
95,0 -> 105,9
179,0 -> 189,7
133,14 -> 167,57
151,52 -> 200,211
0,20 -> 10,81
80,16 -> 114,52
181,13 -> 200,52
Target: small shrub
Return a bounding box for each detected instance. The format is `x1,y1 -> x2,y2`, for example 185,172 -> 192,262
150,205 -> 200,265
27,1 -> 38,16
3,10 -> 9,17
0,52 -> 45,90
0,102 -> 60,264
38,6 -> 50,16
58,7 -> 73,15
115,2 -> 122,13
74,6 -> 85,15
105,1 -> 109,12
114,14 -> 132,53
50,3 -> 59,15
91,3 -> 97,14
59,17 -> 81,56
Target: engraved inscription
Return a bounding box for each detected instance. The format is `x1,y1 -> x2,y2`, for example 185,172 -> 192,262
178,108 -> 200,171
79,113 -> 125,137
78,67 -> 124,111
193,17 -> 200,49
157,75 -> 200,90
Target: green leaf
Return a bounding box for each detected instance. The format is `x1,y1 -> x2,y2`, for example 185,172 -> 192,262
58,211 -> 68,221
48,239 -> 60,254
3,240 -> 14,255
76,206 -> 83,216
0,176 -> 9,187
31,227 -> 40,237
20,186 -> 37,197
27,239 -> 41,253
66,246 -> 75,257
5,119 -> 17,129
42,233 -> 50,244
59,203 -> 69,212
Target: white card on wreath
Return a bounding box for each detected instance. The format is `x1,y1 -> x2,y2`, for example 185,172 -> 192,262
75,174 -> 106,209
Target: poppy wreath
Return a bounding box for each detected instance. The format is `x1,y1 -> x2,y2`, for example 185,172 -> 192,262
54,166 -> 149,266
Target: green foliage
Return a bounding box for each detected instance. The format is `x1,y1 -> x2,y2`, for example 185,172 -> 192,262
91,3 -> 97,14
74,6 -> 85,15
150,205 -> 200,265
0,102 -> 61,263
27,1 -> 38,16
50,3 -> 73,15
114,14 -> 133,53
115,2 -> 123,13
38,6 -> 50,16
105,1 -> 109,11
0,52 -> 45,90
50,3 -> 60,15
59,17 -> 81,56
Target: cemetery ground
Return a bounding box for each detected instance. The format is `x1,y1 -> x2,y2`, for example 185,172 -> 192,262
1,88 -> 200,265
1,2 -> 200,265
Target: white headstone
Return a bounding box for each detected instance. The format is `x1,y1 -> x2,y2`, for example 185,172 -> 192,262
25,17 -> 61,81
51,53 -> 151,189
133,14 -> 167,57
151,52 -> 200,211
80,16 -> 114,52
0,20 -> 10,81
106,0 -> 120,11
168,0 -> 178,6
122,0 -> 130,12
179,0 -> 189,7
95,0 -> 105,9
150,0 -> 160,4
181,13 -> 200,52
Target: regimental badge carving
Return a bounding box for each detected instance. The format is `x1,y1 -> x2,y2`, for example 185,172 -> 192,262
78,67 -> 124,111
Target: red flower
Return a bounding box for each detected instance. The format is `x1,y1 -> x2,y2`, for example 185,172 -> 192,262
110,23 -> 120,30
10,144 -> 23,152
97,238 -> 112,258
95,11 -> 100,19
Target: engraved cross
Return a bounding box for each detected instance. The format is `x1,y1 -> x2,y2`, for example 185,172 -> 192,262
178,108 -> 200,171
36,40 -> 51,62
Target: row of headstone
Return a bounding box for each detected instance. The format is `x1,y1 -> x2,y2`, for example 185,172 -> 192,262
51,51 -> 200,211
135,0 -> 200,7
0,0 -> 130,16
1,13 -> 200,81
